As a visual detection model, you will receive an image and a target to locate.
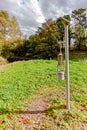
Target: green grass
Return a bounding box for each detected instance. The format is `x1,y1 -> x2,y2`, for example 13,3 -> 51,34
0,51 -> 87,129
0,60 -> 56,109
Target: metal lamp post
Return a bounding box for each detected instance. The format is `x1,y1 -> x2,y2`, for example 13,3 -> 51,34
60,17 -> 70,110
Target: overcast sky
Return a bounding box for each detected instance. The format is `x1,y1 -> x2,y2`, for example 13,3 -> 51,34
0,0 -> 87,37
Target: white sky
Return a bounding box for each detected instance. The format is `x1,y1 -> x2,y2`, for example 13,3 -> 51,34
0,0 -> 87,37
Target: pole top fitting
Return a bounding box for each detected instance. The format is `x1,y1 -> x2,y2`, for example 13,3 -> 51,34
60,17 -> 70,25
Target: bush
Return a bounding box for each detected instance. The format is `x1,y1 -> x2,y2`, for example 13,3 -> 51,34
1,39 -> 27,62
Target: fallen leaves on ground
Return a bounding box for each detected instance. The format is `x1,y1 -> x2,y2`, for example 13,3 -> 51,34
18,117 -> 29,124
0,119 -> 5,124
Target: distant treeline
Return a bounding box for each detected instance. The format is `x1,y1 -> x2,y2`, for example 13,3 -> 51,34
0,8 -> 87,62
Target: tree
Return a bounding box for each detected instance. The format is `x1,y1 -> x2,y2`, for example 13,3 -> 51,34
28,34 -> 41,58
73,25 -> 86,50
0,11 -> 10,56
72,8 -> 87,50
0,10 -> 25,61
56,15 -> 72,49
0,10 -> 22,41
26,19 -> 59,59
0,11 -> 10,40
9,16 -> 22,40
72,8 -> 87,27
37,19 -> 59,59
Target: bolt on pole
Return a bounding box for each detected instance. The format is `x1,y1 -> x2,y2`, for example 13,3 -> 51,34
65,25 -> 70,110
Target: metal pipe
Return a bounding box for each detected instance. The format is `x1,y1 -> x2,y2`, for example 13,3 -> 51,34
65,25 -> 70,110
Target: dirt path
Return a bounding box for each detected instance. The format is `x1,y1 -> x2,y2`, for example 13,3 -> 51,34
17,98 -> 49,130
0,63 -> 9,72
5,98 -> 51,130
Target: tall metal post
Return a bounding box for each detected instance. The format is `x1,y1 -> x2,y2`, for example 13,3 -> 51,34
65,25 -> 70,110
59,17 -> 70,110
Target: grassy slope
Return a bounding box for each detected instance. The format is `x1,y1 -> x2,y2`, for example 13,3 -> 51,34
0,52 -> 87,129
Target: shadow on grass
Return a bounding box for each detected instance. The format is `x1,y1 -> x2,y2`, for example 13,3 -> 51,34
0,109 -> 47,115
0,104 -> 66,115
47,104 -> 66,113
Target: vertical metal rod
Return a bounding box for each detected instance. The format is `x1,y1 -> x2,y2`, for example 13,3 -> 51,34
65,25 -> 70,110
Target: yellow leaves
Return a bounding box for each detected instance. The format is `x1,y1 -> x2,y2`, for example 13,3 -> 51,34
0,10 -> 21,41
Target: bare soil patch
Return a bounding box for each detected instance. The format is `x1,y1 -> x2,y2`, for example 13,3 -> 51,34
5,98 -> 51,130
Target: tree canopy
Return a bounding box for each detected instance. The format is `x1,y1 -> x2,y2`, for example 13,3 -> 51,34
0,10 -> 21,41
72,8 -> 87,50
0,8 -> 87,61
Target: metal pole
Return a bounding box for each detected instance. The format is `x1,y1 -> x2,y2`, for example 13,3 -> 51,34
65,25 -> 70,110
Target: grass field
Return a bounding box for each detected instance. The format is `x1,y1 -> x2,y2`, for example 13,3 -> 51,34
0,51 -> 87,129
